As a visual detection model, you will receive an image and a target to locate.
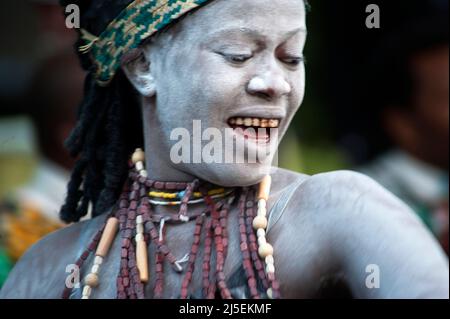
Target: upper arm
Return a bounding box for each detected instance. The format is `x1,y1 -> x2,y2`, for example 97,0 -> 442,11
0,218 -> 95,299
0,228 -> 76,299
317,171 -> 449,298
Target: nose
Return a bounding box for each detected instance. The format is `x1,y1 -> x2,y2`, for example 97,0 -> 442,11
246,65 -> 291,100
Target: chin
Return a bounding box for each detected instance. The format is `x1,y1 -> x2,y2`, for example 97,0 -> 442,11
187,162 -> 273,187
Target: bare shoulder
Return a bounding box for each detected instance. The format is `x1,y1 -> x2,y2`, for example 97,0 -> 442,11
269,167 -> 310,197
297,169 -> 412,212
278,169 -> 429,242
0,214 -> 107,298
274,169 -> 449,298
269,168 -> 409,223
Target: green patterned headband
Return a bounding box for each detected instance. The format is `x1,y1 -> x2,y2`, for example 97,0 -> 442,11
79,0 -> 212,86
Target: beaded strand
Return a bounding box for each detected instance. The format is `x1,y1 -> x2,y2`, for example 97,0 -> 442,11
62,148 -> 281,299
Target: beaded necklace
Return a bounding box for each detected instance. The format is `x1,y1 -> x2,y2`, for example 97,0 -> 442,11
62,149 -> 279,299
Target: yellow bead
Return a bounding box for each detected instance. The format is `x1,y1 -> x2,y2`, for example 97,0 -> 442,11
258,175 -> 272,201
253,216 -> 268,230
85,273 -> 99,288
132,148 -> 145,164
258,243 -> 274,258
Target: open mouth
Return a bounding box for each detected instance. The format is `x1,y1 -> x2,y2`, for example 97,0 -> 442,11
227,117 -> 280,144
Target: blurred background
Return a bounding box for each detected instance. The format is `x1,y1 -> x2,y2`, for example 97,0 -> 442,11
0,0 -> 448,287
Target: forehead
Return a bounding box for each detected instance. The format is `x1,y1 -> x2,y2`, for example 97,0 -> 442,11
175,0 -> 306,42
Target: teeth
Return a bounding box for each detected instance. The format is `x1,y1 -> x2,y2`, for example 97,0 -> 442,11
229,117 -> 280,128
268,119 -> 279,128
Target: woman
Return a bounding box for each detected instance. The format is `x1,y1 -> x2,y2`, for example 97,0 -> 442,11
1,0 -> 448,299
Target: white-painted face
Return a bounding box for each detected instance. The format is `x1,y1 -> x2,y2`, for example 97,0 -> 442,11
124,0 -> 307,186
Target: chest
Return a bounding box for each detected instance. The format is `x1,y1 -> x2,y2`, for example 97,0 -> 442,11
77,209 -> 245,299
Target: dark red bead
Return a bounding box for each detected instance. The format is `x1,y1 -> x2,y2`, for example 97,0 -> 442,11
218,281 -> 226,289
243,251 -> 250,259
272,281 -> 280,290
154,182 -> 165,189
214,227 -> 222,236
81,251 -> 90,260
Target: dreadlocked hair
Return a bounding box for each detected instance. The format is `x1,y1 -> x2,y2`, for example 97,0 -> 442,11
59,0 -> 143,223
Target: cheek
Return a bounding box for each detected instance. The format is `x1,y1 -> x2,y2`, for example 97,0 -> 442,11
288,65 -> 306,112
186,51 -> 249,119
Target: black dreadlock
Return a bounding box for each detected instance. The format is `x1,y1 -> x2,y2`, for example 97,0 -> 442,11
59,0 -> 143,223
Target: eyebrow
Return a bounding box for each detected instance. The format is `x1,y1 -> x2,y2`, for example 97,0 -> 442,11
205,27 -> 306,43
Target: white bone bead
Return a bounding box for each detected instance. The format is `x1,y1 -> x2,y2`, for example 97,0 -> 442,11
257,206 -> 267,217
135,161 -> 144,171
258,199 -> 267,209
135,233 -> 144,242
91,264 -> 100,274
136,223 -> 144,234
265,255 -> 274,265
257,228 -> 266,238
82,285 -> 92,297
253,216 -> 268,230
85,273 -> 99,288
258,236 -> 267,246
132,148 -> 145,164
258,243 -> 273,258
94,256 -> 103,265
266,263 -> 275,274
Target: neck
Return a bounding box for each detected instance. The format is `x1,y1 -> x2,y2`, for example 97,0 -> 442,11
142,99 -> 197,183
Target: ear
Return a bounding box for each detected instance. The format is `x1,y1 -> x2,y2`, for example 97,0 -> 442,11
121,49 -> 156,97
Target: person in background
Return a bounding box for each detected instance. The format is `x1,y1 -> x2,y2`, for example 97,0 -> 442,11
0,50 -> 85,283
0,1 -> 85,287
360,12 -> 449,254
